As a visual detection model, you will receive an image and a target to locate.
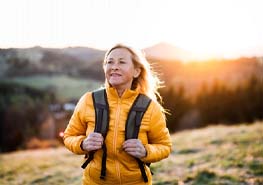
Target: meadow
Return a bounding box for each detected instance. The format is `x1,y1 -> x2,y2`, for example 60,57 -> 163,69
2,75 -> 102,101
0,122 -> 262,185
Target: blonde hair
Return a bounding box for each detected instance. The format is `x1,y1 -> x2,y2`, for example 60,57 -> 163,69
103,43 -> 163,103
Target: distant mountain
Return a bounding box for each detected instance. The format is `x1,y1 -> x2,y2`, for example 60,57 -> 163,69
0,46 -> 106,80
144,42 -> 197,62
59,47 -> 105,63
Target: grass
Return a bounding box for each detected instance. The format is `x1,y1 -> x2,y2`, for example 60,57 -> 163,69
0,122 -> 262,185
1,75 -> 102,101
152,121 -> 263,185
0,148 -> 83,185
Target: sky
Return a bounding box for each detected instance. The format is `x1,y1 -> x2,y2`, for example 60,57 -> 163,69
0,0 -> 263,59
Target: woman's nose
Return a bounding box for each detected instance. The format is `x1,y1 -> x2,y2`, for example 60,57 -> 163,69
111,63 -> 119,70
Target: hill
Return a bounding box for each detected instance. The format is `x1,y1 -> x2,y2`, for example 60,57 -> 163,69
150,57 -> 263,96
144,42 -> 197,62
1,44 -> 262,102
0,46 -> 105,80
0,122 -> 262,185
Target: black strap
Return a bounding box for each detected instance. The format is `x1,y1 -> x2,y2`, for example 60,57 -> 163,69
125,94 -> 151,140
81,153 -> 94,169
81,89 -> 109,178
136,158 -> 148,182
125,94 -> 152,182
93,89 -> 109,137
100,143 -> 107,179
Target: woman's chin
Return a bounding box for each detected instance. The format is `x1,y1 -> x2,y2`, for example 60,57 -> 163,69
109,81 -> 120,87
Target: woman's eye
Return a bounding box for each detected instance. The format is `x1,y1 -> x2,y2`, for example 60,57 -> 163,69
120,61 -> 125,64
106,60 -> 113,64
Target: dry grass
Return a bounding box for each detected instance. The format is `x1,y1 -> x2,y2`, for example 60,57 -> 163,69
152,121 -> 263,185
1,122 -> 262,185
0,147 -> 83,185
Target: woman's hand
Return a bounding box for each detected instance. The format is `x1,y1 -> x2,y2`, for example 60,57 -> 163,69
81,132 -> 104,152
122,139 -> 147,159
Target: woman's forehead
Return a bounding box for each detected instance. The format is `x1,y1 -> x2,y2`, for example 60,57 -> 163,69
107,48 -> 132,58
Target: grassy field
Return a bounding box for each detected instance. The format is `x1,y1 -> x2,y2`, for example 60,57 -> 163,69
1,75 -> 102,101
0,122 -> 262,185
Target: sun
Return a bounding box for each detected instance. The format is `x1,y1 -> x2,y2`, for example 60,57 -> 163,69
0,0 -> 262,60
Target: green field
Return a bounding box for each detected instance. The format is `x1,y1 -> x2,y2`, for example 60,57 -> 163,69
0,122 -> 262,185
1,75 -> 103,101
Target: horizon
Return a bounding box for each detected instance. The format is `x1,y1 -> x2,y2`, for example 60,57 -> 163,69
1,41 -> 262,61
1,0 -> 263,60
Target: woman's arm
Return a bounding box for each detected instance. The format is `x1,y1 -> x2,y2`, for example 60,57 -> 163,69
63,93 -> 89,154
140,102 -> 172,163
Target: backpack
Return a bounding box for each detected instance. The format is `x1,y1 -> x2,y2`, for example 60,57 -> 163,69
81,88 -> 152,182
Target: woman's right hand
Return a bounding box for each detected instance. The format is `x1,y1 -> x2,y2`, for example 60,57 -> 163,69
81,132 -> 104,152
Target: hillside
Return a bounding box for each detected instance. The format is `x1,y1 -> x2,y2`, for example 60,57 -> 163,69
0,122 -> 262,185
0,75 -> 101,102
144,42 -> 197,62
149,57 -> 263,96
1,45 -> 262,101
0,47 -> 105,80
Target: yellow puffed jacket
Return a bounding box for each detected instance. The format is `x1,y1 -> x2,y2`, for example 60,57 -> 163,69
64,87 -> 172,185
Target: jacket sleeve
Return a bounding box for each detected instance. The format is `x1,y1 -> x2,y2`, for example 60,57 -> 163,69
140,102 -> 172,163
63,93 -> 89,155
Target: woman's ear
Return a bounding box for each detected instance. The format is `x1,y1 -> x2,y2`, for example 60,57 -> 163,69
133,67 -> 141,78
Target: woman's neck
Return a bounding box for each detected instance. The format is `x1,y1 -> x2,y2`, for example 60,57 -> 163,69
116,88 -> 125,97
109,83 -> 132,97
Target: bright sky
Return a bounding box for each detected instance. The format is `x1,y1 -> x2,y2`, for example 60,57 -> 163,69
0,0 -> 263,58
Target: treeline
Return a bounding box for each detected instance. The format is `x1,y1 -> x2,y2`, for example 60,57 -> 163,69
160,75 -> 263,132
0,82 -> 55,152
1,75 -> 262,152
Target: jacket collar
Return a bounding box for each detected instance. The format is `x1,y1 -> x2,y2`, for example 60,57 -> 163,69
106,87 -> 139,100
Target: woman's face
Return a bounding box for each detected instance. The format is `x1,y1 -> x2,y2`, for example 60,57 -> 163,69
104,48 -> 141,90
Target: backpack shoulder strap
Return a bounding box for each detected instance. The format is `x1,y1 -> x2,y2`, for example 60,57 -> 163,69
125,94 -> 152,140
125,93 -> 152,183
81,88 -> 109,180
92,88 -> 109,179
92,88 -> 109,137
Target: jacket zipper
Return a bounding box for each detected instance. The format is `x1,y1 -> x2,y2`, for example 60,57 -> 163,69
114,98 -> 122,184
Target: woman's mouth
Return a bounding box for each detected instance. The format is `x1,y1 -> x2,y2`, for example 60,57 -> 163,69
110,73 -> 121,77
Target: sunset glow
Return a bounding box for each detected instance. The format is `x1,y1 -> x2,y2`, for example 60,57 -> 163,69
59,131 -> 64,138
0,0 -> 262,59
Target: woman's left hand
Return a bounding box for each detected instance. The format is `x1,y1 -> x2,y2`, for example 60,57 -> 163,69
122,139 -> 147,159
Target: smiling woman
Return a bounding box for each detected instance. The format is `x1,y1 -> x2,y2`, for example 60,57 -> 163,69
104,48 -> 141,96
63,43 -> 172,184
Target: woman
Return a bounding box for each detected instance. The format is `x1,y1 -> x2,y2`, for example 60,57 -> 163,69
64,44 -> 172,184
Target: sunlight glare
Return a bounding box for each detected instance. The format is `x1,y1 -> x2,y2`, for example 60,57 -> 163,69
0,0 -> 262,59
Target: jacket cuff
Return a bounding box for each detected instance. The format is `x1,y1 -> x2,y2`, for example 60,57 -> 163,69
64,135 -> 87,154
140,144 -> 151,162
76,136 -> 87,154
80,140 -> 85,151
